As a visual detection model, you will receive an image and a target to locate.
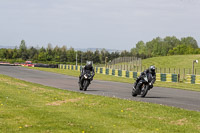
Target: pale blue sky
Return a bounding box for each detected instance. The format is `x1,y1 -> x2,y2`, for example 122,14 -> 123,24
0,0 -> 200,50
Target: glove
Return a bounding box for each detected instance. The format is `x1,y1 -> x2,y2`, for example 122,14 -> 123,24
149,83 -> 153,88
90,75 -> 94,81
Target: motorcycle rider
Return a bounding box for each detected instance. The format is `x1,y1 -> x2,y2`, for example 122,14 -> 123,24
79,61 -> 95,88
133,66 -> 156,89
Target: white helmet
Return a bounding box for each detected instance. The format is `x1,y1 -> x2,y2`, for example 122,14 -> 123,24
86,61 -> 92,67
149,66 -> 155,73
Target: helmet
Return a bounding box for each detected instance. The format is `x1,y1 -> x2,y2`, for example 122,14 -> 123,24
149,66 -> 155,73
86,61 -> 92,67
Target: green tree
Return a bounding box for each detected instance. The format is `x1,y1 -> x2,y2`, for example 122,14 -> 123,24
168,44 -> 196,55
38,52 -> 46,61
100,49 -> 110,64
60,46 -> 67,62
164,36 -> 180,49
110,52 -> 120,61
0,49 -> 7,59
28,47 -> 38,60
6,49 -> 14,59
67,47 -> 75,62
181,37 -> 198,48
46,43 -> 53,61
120,50 -> 131,57
38,47 -> 46,61
84,51 -> 94,62
93,50 -> 101,64
12,47 -> 19,59
19,40 -> 28,60
146,41 -> 153,57
162,36 -> 181,56
53,45 -> 61,62
131,41 -> 146,58
77,51 -> 83,64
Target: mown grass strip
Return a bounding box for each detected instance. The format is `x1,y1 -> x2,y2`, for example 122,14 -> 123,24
0,74 -> 200,133
28,67 -> 200,92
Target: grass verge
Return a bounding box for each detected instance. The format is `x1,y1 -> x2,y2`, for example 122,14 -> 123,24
142,55 -> 200,69
0,74 -> 200,133
28,67 -> 200,92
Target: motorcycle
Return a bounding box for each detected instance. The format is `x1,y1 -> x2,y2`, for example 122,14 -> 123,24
79,73 -> 92,91
132,73 -> 153,97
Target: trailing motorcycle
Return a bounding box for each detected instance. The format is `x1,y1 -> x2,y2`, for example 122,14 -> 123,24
132,73 -> 153,97
79,73 -> 92,91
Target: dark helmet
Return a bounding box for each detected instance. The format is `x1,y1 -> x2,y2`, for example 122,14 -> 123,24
86,61 -> 92,67
149,66 -> 156,73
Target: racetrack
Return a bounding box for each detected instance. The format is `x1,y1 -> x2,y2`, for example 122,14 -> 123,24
0,66 -> 200,111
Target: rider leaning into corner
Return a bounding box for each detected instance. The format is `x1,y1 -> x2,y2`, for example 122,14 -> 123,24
79,61 -> 95,85
133,66 -> 156,89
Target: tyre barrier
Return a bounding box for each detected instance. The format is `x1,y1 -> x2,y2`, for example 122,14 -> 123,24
59,65 -> 181,83
34,64 -> 58,68
185,74 -> 200,84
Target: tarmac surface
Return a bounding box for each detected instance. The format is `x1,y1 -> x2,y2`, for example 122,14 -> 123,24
0,66 -> 200,112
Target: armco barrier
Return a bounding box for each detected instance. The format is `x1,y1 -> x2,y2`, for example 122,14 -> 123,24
58,65 -> 180,83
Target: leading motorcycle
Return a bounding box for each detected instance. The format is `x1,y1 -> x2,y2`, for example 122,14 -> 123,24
79,73 -> 92,91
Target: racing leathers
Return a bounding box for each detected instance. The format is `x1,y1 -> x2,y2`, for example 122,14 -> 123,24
79,65 -> 95,86
133,69 -> 156,89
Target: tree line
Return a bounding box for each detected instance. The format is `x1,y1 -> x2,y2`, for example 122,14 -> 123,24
131,36 -> 199,58
0,36 -> 199,64
0,40 -> 121,64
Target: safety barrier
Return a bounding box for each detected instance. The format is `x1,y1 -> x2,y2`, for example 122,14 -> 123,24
58,64 -> 181,83
95,67 -> 179,83
158,73 -> 178,82
185,74 -> 200,84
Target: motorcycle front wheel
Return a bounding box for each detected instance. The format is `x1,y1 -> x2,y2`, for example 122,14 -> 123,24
83,80 -> 90,91
140,84 -> 149,97
79,83 -> 83,90
132,89 -> 138,97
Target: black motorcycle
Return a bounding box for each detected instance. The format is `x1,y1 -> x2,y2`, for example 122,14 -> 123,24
79,73 -> 92,91
132,73 -> 153,97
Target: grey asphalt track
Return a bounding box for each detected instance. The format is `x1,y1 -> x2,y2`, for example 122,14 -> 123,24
0,66 -> 200,112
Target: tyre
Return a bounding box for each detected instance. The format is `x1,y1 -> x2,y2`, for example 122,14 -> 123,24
135,82 -> 142,95
79,86 -> 83,90
79,82 -> 83,90
132,87 -> 137,97
141,85 -> 148,97
83,80 -> 89,91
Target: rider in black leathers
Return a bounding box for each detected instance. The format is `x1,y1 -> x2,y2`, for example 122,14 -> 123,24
79,61 -> 95,87
133,66 -> 156,89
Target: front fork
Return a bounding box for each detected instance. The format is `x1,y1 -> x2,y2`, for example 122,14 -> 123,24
139,82 -> 149,94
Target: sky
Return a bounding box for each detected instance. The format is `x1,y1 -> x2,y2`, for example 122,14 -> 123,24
0,0 -> 200,50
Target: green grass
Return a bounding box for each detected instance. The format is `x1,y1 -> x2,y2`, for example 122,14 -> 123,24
143,55 -> 200,77
109,55 -> 200,69
0,74 -> 200,133
142,55 -> 200,76
28,67 -> 200,92
142,55 -> 200,69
